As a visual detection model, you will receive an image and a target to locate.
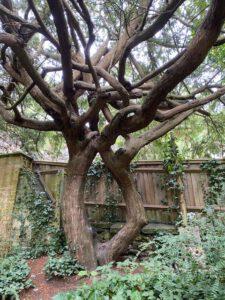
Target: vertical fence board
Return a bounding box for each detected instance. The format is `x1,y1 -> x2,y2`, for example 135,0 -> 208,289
185,173 -> 195,206
33,159 -> 225,213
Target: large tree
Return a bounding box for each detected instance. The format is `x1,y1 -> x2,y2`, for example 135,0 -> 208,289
0,0 -> 225,269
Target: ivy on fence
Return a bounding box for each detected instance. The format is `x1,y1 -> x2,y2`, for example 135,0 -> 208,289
86,162 -> 121,223
200,160 -> 225,206
161,134 -> 187,226
12,168 -> 65,258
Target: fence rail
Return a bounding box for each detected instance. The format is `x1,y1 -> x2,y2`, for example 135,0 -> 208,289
1,153 -> 225,239
34,158 -> 225,224
34,159 -> 216,207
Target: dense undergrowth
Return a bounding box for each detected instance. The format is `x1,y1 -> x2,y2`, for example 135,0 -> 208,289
0,250 -> 83,298
0,254 -> 33,298
1,157 -> 225,299
1,209 -> 225,299
55,210 -> 225,300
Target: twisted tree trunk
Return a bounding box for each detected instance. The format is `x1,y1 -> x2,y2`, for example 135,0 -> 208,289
97,150 -> 147,264
97,169 -> 147,264
61,144 -> 147,269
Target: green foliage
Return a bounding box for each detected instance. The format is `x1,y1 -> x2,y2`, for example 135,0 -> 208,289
103,192 -> 120,223
209,44 -> 225,69
0,255 -> 33,298
200,160 -> 225,206
13,168 -> 65,258
44,252 -> 84,279
103,169 -> 121,222
136,108 -> 225,161
54,212 -> 225,300
162,134 -> 184,208
87,161 -> 109,180
1,0 -> 224,163
87,162 -> 121,223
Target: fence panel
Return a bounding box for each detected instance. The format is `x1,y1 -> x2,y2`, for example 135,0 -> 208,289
34,159 -> 225,223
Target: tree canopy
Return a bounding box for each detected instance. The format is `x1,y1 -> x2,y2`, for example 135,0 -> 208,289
0,1 -> 225,159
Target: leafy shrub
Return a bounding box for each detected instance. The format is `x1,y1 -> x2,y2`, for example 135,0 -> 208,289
0,255 -> 33,298
54,212 -> 225,300
44,252 -> 84,279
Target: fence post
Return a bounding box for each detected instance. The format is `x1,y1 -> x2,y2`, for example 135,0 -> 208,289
178,177 -> 187,226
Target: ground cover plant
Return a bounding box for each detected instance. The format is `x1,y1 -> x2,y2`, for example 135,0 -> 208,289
54,211 -> 225,300
0,254 -> 33,299
44,251 -> 84,279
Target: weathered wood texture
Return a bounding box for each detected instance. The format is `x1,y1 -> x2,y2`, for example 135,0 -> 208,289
34,159 -> 225,224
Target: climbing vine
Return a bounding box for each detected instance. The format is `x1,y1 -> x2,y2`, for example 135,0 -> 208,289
200,160 -> 225,206
161,134 -> 188,226
12,168 -> 65,258
86,162 -> 121,223
162,134 -> 185,208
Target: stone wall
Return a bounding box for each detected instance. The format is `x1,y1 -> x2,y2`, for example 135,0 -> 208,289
0,153 -> 32,255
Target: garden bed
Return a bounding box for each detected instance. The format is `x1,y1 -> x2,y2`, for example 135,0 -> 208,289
20,257 -> 90,300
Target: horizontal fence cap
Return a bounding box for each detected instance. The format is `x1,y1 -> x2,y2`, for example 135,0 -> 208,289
135,159 -> 225,165
0,151 -> 33,161
34,160 -> 67,167
34,158 -> 225,167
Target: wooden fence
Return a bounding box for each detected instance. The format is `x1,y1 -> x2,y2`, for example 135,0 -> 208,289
1,152 -> 225,247
34,158 -> 225,224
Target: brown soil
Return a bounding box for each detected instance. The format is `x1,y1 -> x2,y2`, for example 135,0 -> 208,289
20,256 -> 91,300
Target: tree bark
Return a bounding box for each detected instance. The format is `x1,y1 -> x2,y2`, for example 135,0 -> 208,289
97,151 -> 147,264
61,146 -> 98,270
62,144 -> 147,269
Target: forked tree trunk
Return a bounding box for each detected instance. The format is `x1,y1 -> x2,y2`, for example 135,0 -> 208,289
62,145 -> 147,269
